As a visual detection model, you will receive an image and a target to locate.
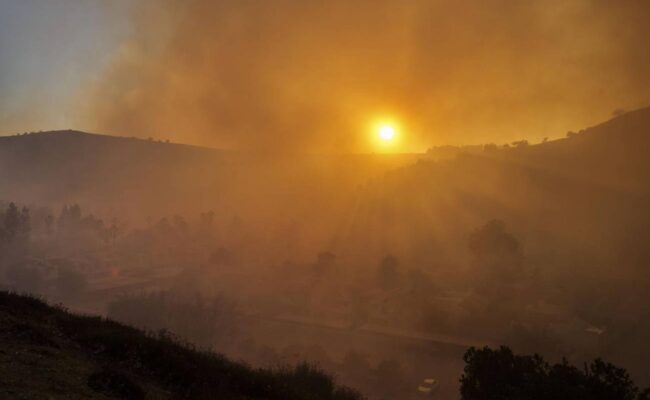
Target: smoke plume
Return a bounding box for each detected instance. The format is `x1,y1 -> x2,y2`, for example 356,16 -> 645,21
82,0 -> 650,152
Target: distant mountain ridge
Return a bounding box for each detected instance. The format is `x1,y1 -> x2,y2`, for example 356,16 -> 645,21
0,128 -> 216,149
0,129 -> 228,219
1,107 -> 649,239
0,128 -> 422,224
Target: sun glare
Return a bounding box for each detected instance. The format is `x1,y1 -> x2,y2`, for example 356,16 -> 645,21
369,118 -> 402,152
378,125 -> 396,141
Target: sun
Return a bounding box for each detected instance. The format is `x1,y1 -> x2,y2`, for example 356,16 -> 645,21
368,117 -> 402,152
378,124 -> 396,141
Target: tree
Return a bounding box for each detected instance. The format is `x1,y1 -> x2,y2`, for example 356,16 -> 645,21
469,219 -> 523,279
68,204 -> 82,224
18,206 -> 31,241
377,254 -> 401,291
44,214 -> 54,236
57,204 -> 83,233
107,219 -> 120,245
460,346 -> 650,400
57,204 -> 69,232
3,203 -> 20,242
172,215 -> 189,237
199,211 -> 215,240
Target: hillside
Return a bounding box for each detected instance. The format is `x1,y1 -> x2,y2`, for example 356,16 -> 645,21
0,131 -> 228,219
2,109 -> 649,276
2,108 -> 647,225
343,107 -> 650,267
427,106 -> 650,191
2,109 -> 650,397
0,130 -> 421,223
488,106 -> 650,192
0,290 -> 360,400
330,108 -> 650,386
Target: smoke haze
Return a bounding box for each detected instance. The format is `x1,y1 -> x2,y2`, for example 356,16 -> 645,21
3,3 -> 650,398
80,0 -> 650,152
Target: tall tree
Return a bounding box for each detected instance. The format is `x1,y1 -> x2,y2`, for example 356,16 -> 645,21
3,203 -> 20,242
18,206 -> 31,241
469,219 -> 523,272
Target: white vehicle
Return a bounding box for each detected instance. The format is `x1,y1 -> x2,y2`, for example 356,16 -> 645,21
417,378 -> 439,396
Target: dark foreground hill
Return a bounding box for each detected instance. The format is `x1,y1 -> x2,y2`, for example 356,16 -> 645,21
3,290 -> 649,400
0,291 -> 361,400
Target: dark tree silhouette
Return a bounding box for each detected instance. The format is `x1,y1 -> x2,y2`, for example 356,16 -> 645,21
18,206 -> 31,240
199,211 -> 215,236
0,203 -> 31,259
469,219 -> 523,279
3,202 -> 21,242
460,346 -> 650,400
44,214 -> 54,236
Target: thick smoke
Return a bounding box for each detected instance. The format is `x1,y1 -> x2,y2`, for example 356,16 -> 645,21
82,0 -> 650,151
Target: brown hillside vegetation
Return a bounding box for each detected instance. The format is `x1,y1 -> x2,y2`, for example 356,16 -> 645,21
0,291 -> 360,400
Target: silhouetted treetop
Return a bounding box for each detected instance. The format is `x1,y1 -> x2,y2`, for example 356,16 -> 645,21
460,346 -> 649,400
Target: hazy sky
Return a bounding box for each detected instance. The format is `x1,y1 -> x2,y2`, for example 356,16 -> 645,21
1,0 -> 649,152
0,0 -> 131,133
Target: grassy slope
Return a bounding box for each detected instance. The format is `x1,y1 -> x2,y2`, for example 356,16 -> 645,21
0,291 -> 362,400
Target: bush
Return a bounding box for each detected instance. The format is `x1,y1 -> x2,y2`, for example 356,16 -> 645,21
460,346 -> 649,400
